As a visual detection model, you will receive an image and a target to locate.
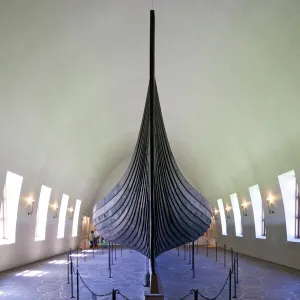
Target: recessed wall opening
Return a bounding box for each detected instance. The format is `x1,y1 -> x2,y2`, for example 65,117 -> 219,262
72,199 -> 81,237
249,184 -> 266,239
217,199 -> 227,235
278,170 -> 300,242
230,193 -> 243,237
35,185 -> 52,241
57,194 -> 69,239
0,171 -> 23,245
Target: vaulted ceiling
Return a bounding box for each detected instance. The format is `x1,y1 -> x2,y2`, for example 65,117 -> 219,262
1,0 -> 300,213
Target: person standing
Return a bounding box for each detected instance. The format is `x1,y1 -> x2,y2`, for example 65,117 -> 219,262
89,231 -> 94,248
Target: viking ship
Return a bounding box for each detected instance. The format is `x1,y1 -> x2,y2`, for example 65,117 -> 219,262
93,10 -> 212,290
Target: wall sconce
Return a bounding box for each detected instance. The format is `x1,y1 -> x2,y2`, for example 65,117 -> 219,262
225,206 -> 231,219
27,196 -> 35,215
68,207 -> 74,220
266,196 -> 275,214
52,204 -> 58,218
213,209 -> 219,220
241,202 -> 248,216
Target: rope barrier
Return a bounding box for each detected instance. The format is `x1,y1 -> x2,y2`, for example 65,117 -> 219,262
78,271 -> 113,297
116,289 -> 131,300
197,271 -> 230,300
179,289 -> 195,300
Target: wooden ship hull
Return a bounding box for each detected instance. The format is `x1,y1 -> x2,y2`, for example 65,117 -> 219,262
93,10 -> 212,270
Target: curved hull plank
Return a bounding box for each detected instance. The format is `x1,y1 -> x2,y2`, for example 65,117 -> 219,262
93,10 -> 212,260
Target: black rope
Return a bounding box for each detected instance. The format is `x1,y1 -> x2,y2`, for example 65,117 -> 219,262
198,272 -> 230,300
78,271 -> 113,297
179,289 -> 195,300
116,289 -> 131,300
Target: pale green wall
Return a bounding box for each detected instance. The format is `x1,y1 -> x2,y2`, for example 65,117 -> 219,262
1,0 -> 300,271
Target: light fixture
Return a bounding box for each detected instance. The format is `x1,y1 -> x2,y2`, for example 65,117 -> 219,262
52,204 -> 58,218
213,208 -> 219,220
225,206 -> 231,219
266,196 -> 275,214
241,202 -> 248,216
68,207 -> 74,220
27,196 -> 35,215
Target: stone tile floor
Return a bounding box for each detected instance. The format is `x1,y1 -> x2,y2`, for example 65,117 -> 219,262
0,246 -> 299,299
157,246 -> 300,300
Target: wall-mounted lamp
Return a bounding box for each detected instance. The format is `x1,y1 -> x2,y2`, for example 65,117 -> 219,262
27,196 -> 35,215
241,202 -> 248,216
213,209 -> 219,220
68,207 -> 74,220
52,204 -> 58,218
266,196 -> 275,214
225,206 -> 231,219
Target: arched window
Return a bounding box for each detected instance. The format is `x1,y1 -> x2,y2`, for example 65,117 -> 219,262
217,199 -> 227,235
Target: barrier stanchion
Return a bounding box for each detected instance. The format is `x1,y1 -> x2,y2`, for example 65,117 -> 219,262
83,250 -> 86,262
93,243 -> 95,258
115,244 -> 117,261
229,268 -> 232,300
102,245 -> 104,254
177,246 -> 179,256
215,242 -> 218,262
76,269 -> 79,300
188,243 -> 191,264
112,289 -> 117,300
184,244 -> 186,260
197,239 -> 199,255
192,241 -> 195,278
67,251 -> 70,284
108,241 -> 112,278
236,252 -> 239,284
194,289 -> 198,300
77,244 -> 79,268
70,258 -> 75,298
112,243 -> 114,265
206,240 -> 209,257
224,244 -> 226,268
233,257 -> 237,298
121,245 -> 123,257
231,247 -> 234,270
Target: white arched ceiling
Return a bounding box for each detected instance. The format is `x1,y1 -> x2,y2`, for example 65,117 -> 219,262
0,0 -> 300,214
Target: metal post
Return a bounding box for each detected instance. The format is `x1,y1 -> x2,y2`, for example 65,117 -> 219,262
115,244 -> 117,260
67,251 -> 70,284
76,269 -> 79,300
112,289 -> 117,300
121,245 -> 123,257
224,244 -> 226,267
236,252 -> 239,284
177,246 -> 179,256
229,269 -> 232,300
108,241 -> 112,278
216,242 -> 218,262
77,244 -> 79,268
196,239 -> 198,255
184,244 -> 186,260
70,259 -> 75,298
206,240 -> 209,257
194,289 -> 198,300
233,258 -> 237,298
93,243 -> 95,258
231,247 -> 234,270
83,250 -> 86,262
102,245 -> 104,254
188,243 -> 191,264
192,241 -> 195,278
111,243 -> 114,265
